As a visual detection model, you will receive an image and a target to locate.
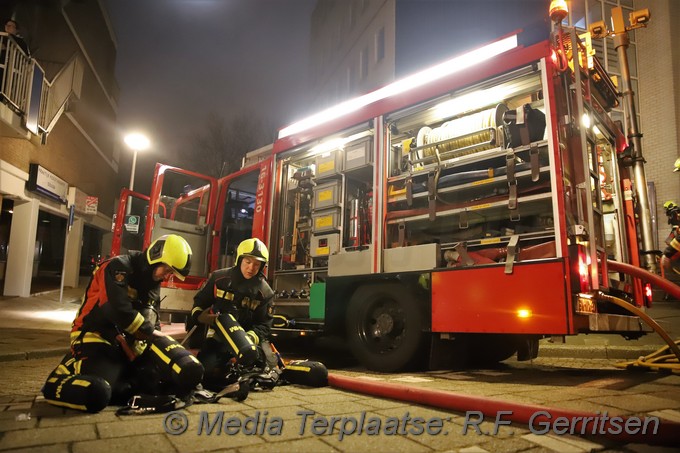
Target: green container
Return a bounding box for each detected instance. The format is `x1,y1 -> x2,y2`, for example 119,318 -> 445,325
309,282 -> 326,319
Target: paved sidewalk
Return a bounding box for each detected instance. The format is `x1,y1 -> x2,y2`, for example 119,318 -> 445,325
0,283 -> 679,362
1,286 -> 680,451
0,283 -> 189,361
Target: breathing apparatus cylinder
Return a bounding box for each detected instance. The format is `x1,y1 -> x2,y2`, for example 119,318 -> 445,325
213,313 -> 259,366
144,335 -> 204,397
42,373 -> 112,413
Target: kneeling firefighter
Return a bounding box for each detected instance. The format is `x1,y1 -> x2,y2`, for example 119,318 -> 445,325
188,238 -> 278,390
42,235 -> 203,413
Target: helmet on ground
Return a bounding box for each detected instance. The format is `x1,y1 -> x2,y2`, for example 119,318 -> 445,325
236,238 -> 268,267
674,157 -> 680,173
146,234 -> 192,280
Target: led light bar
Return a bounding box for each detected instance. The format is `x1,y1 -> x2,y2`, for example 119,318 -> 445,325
279,34 -> 519,139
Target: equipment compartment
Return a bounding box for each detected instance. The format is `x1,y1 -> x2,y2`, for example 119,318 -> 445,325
384,65 -> 555,268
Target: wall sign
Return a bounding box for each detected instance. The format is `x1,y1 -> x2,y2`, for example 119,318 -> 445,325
27,164 -> 68,204
85,196 -> 98,215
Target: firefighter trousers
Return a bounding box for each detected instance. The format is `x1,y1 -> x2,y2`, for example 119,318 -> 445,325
42,335 -> 203,413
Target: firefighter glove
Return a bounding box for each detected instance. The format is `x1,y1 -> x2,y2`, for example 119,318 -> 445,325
197,308 -> 218,326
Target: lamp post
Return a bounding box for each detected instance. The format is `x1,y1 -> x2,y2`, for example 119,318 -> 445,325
123,132 -> 150,215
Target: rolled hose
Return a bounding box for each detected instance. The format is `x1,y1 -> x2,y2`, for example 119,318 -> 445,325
328,373 -> 680,446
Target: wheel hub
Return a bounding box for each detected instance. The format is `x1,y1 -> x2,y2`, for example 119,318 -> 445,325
372,313 -> 394,337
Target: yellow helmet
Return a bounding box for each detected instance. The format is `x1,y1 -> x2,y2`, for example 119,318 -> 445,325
674,157 -> 680,172
146,234 -> 192,280
236,238 -> 268,267
664,201 -> 678,212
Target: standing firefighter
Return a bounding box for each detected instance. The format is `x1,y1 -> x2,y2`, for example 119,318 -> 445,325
42,234 -> 203,413
189,238 -> 276,390
660,160 -> 680,271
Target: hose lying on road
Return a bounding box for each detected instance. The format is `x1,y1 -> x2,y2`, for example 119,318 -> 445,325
328,373 -> 680,446
596,292 -> 680,374
605,259 -> 680,373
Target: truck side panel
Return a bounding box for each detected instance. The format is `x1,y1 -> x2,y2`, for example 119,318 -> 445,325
432,260 -> 570,334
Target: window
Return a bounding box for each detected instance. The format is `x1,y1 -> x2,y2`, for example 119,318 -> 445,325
349,1 -> 356,29
360,46 -> 369,80
348,64 -> 357,92
376,27 -> 385,62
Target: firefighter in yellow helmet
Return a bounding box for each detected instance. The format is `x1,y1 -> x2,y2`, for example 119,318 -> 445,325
661,159 -> 680,270
42,234 -> 203,413
189,238 -> 275,391
664,201 -> 680,226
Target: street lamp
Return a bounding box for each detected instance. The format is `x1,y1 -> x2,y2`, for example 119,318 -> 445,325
123,132 -> 150,215
124,132 -> 150,192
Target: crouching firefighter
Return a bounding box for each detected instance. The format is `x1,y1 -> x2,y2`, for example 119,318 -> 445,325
42,234 -> 203,413
188,238 -> 278,391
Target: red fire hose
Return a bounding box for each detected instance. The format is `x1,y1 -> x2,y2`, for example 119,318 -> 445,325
327,260 -> 680,446
328,373 -> 679,446
607,259 -> 680,301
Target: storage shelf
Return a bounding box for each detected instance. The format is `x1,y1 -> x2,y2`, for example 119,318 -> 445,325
388,139 -> 549,185
440,229 -> 555,251
388,166 -> 550,204
386,192 -> 553,225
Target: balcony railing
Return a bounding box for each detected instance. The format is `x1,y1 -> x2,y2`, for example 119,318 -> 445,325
0,31 -> 32,115
1,31 -> 82,139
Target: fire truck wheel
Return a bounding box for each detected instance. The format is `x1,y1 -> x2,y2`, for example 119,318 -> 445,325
346,283 -> 427,372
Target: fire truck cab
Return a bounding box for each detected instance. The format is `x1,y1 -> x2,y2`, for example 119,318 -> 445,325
112,26 -> 653,372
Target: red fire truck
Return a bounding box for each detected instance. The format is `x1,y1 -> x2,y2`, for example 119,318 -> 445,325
112,26 -> 655,372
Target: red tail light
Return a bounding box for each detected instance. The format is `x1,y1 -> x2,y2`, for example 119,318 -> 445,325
644,283 -> 653,305
577,245 -> 591,292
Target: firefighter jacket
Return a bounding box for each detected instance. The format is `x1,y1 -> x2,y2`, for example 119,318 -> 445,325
191,266 -> 274,343
71,251 -> 159,346
663,227 -> 680,262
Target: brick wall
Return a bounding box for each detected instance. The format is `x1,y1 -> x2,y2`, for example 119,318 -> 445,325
636,0 -> 680,248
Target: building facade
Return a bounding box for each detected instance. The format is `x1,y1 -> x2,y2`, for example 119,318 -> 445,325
308,0 -> 679,253
0,0 -> 121,296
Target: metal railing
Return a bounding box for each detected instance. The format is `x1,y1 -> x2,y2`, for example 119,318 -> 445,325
0,31 -> 32,114
39,53 -> 83,134
1,32 -> 83,139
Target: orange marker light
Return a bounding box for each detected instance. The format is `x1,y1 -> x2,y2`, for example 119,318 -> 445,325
549,0 -> 569,22
517,309 -> 532,318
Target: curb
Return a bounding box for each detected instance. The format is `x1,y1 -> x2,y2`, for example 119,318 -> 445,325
0,348 -> 67,362
539,344 -> 660,359
0,345 -> 665,362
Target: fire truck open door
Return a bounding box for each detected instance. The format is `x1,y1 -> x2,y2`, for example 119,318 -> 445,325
110,188 -> 154,257
140,164 -> 218,311
212,157 -> 274,272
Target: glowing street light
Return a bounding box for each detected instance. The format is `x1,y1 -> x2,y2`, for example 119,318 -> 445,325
124,132 -> 150,193
123,132 -> 150,215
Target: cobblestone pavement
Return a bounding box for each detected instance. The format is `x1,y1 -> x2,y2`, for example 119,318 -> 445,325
1,356 -> 679,452
1,285 -> 680,451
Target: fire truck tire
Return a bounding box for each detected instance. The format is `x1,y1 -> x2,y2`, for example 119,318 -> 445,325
346,283 -> 427,372
466,334 -> 518,366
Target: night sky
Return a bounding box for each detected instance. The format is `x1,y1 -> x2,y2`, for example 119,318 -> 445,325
105,0 -> 317,192
104,0 -> 549,194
